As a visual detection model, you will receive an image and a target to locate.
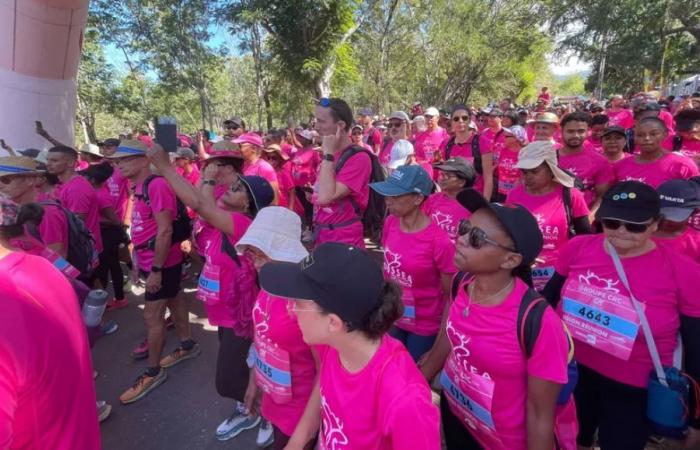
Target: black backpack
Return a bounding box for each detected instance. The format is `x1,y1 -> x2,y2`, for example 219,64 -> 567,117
562,186 -> 576,238
134,175 -> 192,250
335,145 -> 387,242
445,134 -> 484,173
38,201 -> 98,276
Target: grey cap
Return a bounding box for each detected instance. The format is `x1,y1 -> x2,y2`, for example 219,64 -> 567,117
175,147 -> 196,160
388,111 -> 410,122
434,158 -> 476,180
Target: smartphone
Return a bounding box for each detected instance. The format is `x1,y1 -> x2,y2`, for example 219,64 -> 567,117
154,116 -> 177,152
35,120 -> 43,129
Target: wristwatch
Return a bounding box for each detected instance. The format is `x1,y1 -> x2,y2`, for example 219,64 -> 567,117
322,153 -> 335,162
151,265 -> 163,273
202,179 -> 216,186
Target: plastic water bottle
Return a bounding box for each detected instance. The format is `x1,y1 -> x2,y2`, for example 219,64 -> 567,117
82,289 -> 109,328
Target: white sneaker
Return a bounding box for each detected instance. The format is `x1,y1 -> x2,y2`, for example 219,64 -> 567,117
256,419 -> 274,448
215,402 -> 260,441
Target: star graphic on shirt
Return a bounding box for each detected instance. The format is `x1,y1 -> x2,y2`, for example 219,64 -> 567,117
431,211 -> 453,228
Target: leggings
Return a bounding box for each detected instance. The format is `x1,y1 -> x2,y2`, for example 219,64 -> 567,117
389,327 -> 437,362
575,364 -> 650,450
215,327 -> 252,403
294,187 -> 314,227
440,391 -> 484,450
95,224 -> 125,300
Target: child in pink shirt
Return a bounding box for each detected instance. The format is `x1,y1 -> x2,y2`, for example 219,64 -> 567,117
259,243 -> 441,450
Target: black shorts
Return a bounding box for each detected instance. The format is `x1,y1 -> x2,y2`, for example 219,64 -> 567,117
140,263 -> 182,301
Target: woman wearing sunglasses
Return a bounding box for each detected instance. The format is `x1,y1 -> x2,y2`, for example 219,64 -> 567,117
541,181 -> 700,450
146,146 -> 276,443
262,144 -> 296,210
369,165 -> 456,362
420,189 -> 570,450
506,141 -> 591,290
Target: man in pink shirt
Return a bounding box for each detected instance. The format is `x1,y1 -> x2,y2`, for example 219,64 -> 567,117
585,114 -> 609,153
313,98 -> 372,248
174,147 -> 201,186
45,146 -> 103,260
109,140 -> 199,405
414,106 -> 449,177
531,111 -> 560,145
98,138 -> 131,223
606,95 -> 635,129
357,107 -> 383,155
557,112 -> 614,212
223,116 -> 246,141
234,132 -> 280,202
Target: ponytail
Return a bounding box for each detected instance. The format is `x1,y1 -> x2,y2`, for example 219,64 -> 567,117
354,281 -> 404,340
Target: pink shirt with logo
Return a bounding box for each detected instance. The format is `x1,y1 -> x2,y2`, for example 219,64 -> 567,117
313,147 -> 372,248
496,146 -> 522,196
105,165 -> 130,222
414,128 -> 449,162
606,108 -> 634,129
555,234 -> 700,387
439,136 -> 489,192
479,128 -> 505,161
130,176 -> 183,271
506,184 -> 589,290
422,192 -> 471,240
379,140 -> 394,167
38,202 -> 69,254
663,135 -> 700,158
0,253 -> 100,450
176,164 -> 201,186
443,278 -> 569,450
613,153 -> 699,188
291,148 -> 321,187
56,175 -> 103,252
382,215 -> 456,336
244,158 -> 279,186
252,292 -> 316,436
317,336 -> 440,450
558,147 -> 615,206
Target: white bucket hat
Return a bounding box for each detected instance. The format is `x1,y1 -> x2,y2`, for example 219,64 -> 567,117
515,141 -> 575,188
235,206 -> 308,263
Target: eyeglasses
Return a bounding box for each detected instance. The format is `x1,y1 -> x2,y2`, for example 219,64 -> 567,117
601,218 -> 652,234
453,115 -> 470,122
225,125 -> 240,130
458,220 -> 517,252
388,122 -> 404,129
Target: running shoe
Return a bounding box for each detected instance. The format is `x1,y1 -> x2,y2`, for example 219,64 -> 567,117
159,344 -> 202,368
97,400 -> 112,422
256,419 -> 274,448
101,321 -> 119,336
106,298 -> 128,310
131,338 -> 149,360
119,369 -> 167,404
215,404 -> 260,441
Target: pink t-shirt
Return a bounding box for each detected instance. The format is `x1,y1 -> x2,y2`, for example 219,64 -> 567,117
96,186 -> 114,222
558,147 -> 615,206
130,176 -> 183,271
291,148 -> 321,187
38,202 -> 69,254
585,136 -> 604,154
506,184 -> 589,290
105,164 -> 130,222
56,175 -> 103,252
252,292 -> 316,436
281,142 -> 298,159
379,140 -> 394,167
443,278 -> 569,450
313,146 -> 372,248
422,192 -> 471,240
244,158 -> 279,185
496,146 -> 522,196
0,253 -> 100,450
75,160 -> 89,171
382,215 -> 456,336
555,234 -> 700,387
613,152 -> 699,188
200,213 -> 257,338
663,135 -> 700,158
660,109 -> 676,132
479,128 -> 506,161
606,108 -> 634,129
439,136 -> 489,191
176,164 -> 201,186
275,164 -> 295,209
414,128 -> 449,162
317,336 -> 440,450
363,127 -> 383,152
653,229 -> 700,263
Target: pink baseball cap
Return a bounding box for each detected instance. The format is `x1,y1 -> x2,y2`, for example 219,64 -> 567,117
233,132 -> 264,148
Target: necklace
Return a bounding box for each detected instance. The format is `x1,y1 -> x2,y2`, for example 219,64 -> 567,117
463,279 -> 514,317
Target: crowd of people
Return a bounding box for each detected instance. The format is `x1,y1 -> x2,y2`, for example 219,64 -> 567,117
2,89 -> 700,450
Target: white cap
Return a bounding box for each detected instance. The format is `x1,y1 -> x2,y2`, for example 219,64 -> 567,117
80,143 -> 103,157
424,107 -> 440,117
388,139 -> 414,169
235,206 -> 308,263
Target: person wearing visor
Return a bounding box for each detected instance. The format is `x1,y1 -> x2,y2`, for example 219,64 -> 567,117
258,242 -> 441,450
369,165 -> 456,361
506,141 -> 591,290
652,179 -> 700,262
542,181 -> 700,450
419,189 -> 569,450
600,126 -> 629,164
146,145 -> 274,442
424,158 -> 475,240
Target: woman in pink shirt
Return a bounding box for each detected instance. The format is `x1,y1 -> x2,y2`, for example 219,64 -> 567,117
259,242 -> 441,450
419,190 -> 570,450
370,165 -> 456,361
291,130 -> 321,226
147,147 -> 275,443
424,158 -> 475,240
615,117 -> 699,187
262,144 -> 296,210
600,126 -> 629,163
507,142 -> 591,290
496,125 -> 528,198
233,207 -> 316,449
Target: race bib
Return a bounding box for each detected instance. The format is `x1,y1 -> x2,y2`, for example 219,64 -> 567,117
441,356 -> 502,448
531,265 -> 555,291
561,280 -> 641,360
196,260 -> 221,304
253,338 -> 292,404
40,247 -> 80,278
396,287 -> 416,331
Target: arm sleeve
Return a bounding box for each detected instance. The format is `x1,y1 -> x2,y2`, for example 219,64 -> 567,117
383,386 -> 441,450
336,152 -> 372,195
527,308 -> 569,383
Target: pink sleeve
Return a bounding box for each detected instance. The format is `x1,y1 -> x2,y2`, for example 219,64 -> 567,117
672,256 -> 700,317
261,164 -> 278,185
336,151 -> 371,194
682,158 -> 700,178
63,182 -> 92,215
0,345 -> 18,447
478,134 -> 493,154
593,158 -> 615,186
570,187 -> 590,217
382,385 -> 441,450
38,206 -> 67,247
97,188 -> 112,210
147,177 -> 177,216
434,232 -> 457,274
526,307 -> 569,383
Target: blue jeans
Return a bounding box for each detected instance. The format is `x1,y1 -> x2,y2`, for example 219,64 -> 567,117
389,327 -> 437,362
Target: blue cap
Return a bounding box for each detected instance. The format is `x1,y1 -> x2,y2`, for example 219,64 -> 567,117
370,165 -> 433,197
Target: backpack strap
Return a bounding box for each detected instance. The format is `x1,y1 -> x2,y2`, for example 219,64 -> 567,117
517,288 -> 548,358
135,174 -> 158,206
445,137 -> 456,160
471,134 -> 482,174
673,135 -> 683,152
220,230 -> 242,267
334,145 -> 368,173
450,271 -> 472,301
562,187 -> 575,238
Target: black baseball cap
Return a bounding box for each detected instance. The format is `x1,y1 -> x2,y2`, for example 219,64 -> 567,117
239,175 -> 274,215
97,138 -> 120,147
259,242 -> 384,327
657,179 -> 700,222
601,126 -> 627,138
457,189 -> 544,268
595,181 -> 660,224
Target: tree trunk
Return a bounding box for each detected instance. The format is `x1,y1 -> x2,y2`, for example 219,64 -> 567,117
263,87 -> 272,130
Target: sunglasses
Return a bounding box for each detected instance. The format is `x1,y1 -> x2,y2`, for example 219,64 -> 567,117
319,97 -> 331,107
388,122 -> 404,129
601,218 -> 652,234
230,181 -> 245,193
458,220 -> 517,252
452,115 -> 470,122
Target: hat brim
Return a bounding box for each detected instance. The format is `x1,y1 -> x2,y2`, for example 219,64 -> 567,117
0,169 -> 41,177
601,130 -> 626,138
208,151 -> 243,159
105,152 -> 146,159
457,188 -> 491,213
660,206 -> 695,222
236,234 -> 308,264
259,261 -> 320,303
369,180 -> 414,197
595,204 -> 656,224
263,148 -> 289,160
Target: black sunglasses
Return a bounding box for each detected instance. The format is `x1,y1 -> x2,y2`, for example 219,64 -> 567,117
388,122 -> 404,129
453,115 -> 470,122
601,218 -> 652,234
225,124 -> 240,130
458,220 -> 517,252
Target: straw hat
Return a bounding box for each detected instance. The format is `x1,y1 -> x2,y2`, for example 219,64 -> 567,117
105,139 -> 148,159
263,144 -> 289,160
209,140 -> 242,158
0,156 -> 41,177
235,206 -> 308,263
514,141 -> 575,188
80,143 -> 103,158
